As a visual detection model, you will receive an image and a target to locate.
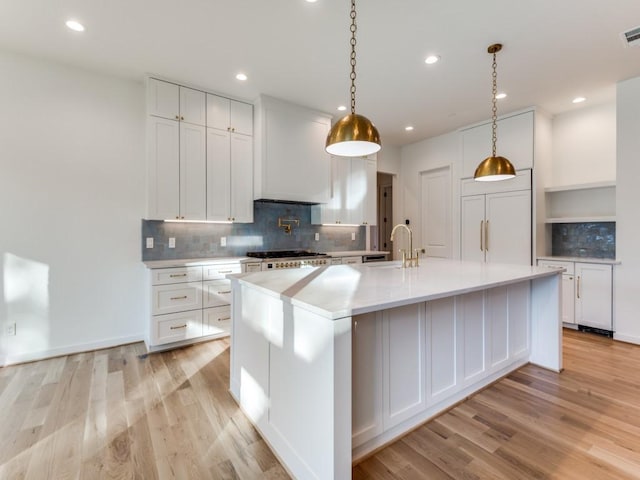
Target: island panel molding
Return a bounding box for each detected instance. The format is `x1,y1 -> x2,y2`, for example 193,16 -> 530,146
229,259 -> 562,479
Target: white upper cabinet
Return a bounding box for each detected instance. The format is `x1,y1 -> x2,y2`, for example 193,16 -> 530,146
254,95 -> 332,203
207,94 -> 253,136
147,78 -> 206,126
461,110 -> 534,178
146,77 -> 253,221
311,155 -> 377,225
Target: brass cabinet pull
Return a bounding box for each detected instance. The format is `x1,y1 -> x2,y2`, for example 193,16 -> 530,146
170,324 -> 187,330
169,273 -> 187,278
217,317 -> 231,322
180,116 -> 184,121
175,115 -> 180,120
485,220 -> 489,252
577,276 -> 581,299
480,221 -> 484,251
170,295 -> 188,300
217,290 -> 231,295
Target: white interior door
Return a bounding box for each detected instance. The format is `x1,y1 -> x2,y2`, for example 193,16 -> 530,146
420,166 -> 452,258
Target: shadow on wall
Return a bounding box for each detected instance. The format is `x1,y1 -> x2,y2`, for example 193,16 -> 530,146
141,201 -> 366,261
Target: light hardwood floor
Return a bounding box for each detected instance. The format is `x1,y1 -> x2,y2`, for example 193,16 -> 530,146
1,329 -> 639,479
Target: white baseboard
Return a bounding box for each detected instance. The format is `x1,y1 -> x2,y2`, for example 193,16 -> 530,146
613,332 -> 640,345
2,333 -> 145,367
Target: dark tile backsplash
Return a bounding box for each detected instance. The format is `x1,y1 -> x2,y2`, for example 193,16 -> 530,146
142,200 -> 366,261
551,222 -> 616,259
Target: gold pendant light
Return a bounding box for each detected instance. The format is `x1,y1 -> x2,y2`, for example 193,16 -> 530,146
474,43 -> 516,182
325,0 -> 381,157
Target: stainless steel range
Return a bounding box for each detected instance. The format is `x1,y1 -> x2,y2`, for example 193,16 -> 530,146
246,250 -> 331,270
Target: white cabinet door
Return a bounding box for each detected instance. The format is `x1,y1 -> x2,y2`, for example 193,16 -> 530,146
206,128 -> 231,221
486,286 -> 509,372
147,78 -> 180,120
179,123 -> 207,220
347,156 -> 377,226
352,313 -> 383,448
461,110 -> 534,178
460,195 -> 486,262
575,263 -> 612,330
179,86 -> 206,126
147,116 -> 180,220
207,94 -> 253,135
382,303 -> 426,430
485,190 -> 531,265
230,133 -> 254,222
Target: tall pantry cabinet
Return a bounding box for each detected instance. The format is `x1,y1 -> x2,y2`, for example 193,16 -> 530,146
458,109 -> 549,266
145,77 -> 254,222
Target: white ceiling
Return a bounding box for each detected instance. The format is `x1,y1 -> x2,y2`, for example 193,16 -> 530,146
2,0 -> 640,147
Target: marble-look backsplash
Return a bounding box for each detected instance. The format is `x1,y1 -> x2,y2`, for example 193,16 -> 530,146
551,222 -> 615,259
142,200 -> 366,261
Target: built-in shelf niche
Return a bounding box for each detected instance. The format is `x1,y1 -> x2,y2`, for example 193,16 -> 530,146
544,181 -> 616,223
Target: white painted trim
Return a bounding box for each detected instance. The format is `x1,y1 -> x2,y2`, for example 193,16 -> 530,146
613,333 -> 640,346
2,333 -> 145,366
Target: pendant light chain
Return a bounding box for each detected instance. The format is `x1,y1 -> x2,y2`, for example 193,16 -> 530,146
491,50 -> 498,158
349,0 -> 357,115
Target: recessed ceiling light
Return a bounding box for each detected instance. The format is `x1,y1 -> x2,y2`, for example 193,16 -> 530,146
65,20 -> 85,32
235,73 -> 248,81
306,0 -> 318,3
495,92 -> 507,99
424,55 -> 440,65
405,126 -> 414,131
337,105 -> 347,111
572,96 -> 586,104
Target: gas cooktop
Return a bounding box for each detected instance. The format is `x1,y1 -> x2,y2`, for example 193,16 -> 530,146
246,250 -> 327,259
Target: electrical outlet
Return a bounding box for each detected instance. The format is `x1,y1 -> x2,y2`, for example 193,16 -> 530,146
220,236 -> 227,247
168,237 -> 176,248
6,323 -> 16,336
351,232 -> 356,241
146,237 -> 154,249
315,233 -> 320,241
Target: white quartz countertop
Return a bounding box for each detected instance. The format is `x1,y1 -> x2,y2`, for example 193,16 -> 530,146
327,250 -> 389,257
537,256 -> 621,265
230,258 -> 561,320
143,256 -> 250,269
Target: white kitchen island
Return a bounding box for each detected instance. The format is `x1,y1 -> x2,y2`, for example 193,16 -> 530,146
229,259 -> 562,480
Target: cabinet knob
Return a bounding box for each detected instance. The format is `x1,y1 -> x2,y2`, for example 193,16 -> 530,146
180,116 -> 184,121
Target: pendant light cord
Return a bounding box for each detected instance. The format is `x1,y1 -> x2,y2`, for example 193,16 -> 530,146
350,0 -> 357,115
491,50 -> 498,157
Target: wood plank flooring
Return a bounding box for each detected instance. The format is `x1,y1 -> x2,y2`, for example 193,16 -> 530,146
1,329 -> 639,479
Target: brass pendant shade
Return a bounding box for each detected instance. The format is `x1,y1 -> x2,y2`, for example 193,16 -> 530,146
325,113 -> 381,156
474,155 -> 516,182
325,0 -> 382,157
474,43 -> 516,182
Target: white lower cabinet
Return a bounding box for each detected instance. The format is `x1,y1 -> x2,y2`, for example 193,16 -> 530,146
352,284 -> 530,451
575,262 -> 613,330
148,261 -> 242,348
537,260 -> 612,331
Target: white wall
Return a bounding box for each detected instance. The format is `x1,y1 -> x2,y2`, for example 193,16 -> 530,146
399,131 -> 460,259
0,51 -> 147,365
550,102 -> 616,186
614,77 -> 640,345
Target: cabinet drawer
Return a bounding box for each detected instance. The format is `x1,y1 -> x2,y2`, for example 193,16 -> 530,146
342,256 -> 363,265
203,305 -> 231,336
152,282 -> 202,315
151,266 -> 203,285
203,263 -> 241,280
151,310 -> 203,346
537,260 -> 574,274
203,279 -> 232,307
